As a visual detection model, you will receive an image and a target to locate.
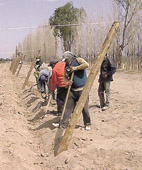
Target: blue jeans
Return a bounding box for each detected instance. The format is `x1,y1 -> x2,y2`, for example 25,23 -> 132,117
39,75 -> 48,93
57,87 -> 68,114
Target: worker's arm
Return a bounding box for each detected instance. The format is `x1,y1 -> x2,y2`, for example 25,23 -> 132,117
51,70 -> 57,91
71,57 -> 89,71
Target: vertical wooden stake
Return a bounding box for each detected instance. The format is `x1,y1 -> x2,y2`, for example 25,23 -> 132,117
12,54 -> 22,75
11,58 -> 18,73
56,21 -> 120,155
10,46 -> 18,71
10,58 -> 15,71
22,50 -> 40,89
16,55 -> 26,76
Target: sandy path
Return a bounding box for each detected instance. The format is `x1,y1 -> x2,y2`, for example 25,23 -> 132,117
0,62 -> 142,170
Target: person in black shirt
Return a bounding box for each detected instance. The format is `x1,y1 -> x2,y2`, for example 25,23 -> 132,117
98,54 -> 116,111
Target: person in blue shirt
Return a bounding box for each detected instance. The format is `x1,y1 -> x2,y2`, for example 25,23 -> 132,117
52,51 -> 91,130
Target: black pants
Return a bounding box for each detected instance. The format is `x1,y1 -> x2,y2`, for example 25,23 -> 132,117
57,87 -> 68,114
61,90 -> 91,127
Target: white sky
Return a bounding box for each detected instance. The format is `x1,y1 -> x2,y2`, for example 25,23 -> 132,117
0,0 -> 113,58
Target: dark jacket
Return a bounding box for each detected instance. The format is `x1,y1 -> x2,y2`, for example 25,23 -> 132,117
99,57 -> 116,83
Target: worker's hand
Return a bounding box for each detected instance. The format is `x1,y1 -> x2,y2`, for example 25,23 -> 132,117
103,74 -> 108,78
50,91 -> 54,96
67,80 -> 73,86
71,66 -> 78,72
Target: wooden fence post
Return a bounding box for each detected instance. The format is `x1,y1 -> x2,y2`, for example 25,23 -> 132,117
10,57 -> 17,72
56,21 -> 120,155
12,54 -> 22,75
10,47 -> 18,71
10,58 -> 15,71
16,55 -> 26,76
22,50 -> 40,89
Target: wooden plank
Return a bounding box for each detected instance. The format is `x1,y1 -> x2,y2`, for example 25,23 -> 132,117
56,21 -> 120,155
22,50 -> 40,89
12,54 -> 22,75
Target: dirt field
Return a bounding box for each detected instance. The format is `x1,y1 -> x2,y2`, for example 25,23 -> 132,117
0,62 -> 142,170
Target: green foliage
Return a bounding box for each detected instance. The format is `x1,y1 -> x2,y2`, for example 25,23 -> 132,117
49,1 -> 86,51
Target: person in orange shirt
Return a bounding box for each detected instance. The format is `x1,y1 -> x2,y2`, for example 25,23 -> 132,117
49,60 -> 68,116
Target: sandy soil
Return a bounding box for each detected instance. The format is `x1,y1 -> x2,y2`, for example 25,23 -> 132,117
0,62 -> 142,170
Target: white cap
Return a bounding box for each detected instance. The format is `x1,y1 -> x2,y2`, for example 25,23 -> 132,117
63,51 -> 74,59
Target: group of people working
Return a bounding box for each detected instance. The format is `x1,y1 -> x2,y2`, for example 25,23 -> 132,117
34,51 -> 116,130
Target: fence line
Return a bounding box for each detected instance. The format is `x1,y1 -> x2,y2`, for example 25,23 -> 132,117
0,21 -> 121,31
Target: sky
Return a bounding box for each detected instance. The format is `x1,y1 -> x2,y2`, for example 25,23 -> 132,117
0,0 -> 113,59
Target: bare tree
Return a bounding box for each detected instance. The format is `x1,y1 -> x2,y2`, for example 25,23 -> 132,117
114,0 -> 141,68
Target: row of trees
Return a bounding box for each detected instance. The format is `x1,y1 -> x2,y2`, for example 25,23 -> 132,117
13,1 -> 142,70
114,0 -> 142,69
0,58 -> 11,63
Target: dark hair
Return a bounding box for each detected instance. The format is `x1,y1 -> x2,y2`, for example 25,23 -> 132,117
49,59 -> 58,66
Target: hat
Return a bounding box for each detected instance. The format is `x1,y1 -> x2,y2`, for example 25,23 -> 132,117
34,64 -> 40,69
36,58 -> 43,66
48,59 -> 58,66
63,51 -> 74,59
36,58 -> 41,62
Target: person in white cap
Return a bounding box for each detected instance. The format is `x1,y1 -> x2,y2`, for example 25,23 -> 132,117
52,51 -> 91,130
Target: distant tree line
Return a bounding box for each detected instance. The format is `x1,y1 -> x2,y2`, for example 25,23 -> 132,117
0,58 -> 11,63
12,1 -> 142,70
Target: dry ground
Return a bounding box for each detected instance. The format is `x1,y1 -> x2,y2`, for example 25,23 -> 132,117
0,62 -> 142,170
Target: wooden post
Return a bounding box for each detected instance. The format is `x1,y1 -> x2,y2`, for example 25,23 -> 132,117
11,55 -> 18,73
11,56 -> 19,74
22,50 -> 40,89
56,21 -> 120,155
11,46 -> 18,73
10,58 -> 16,71
12,54 -> 22,75
10,46 -> 18,71
16,55 -> 26,76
